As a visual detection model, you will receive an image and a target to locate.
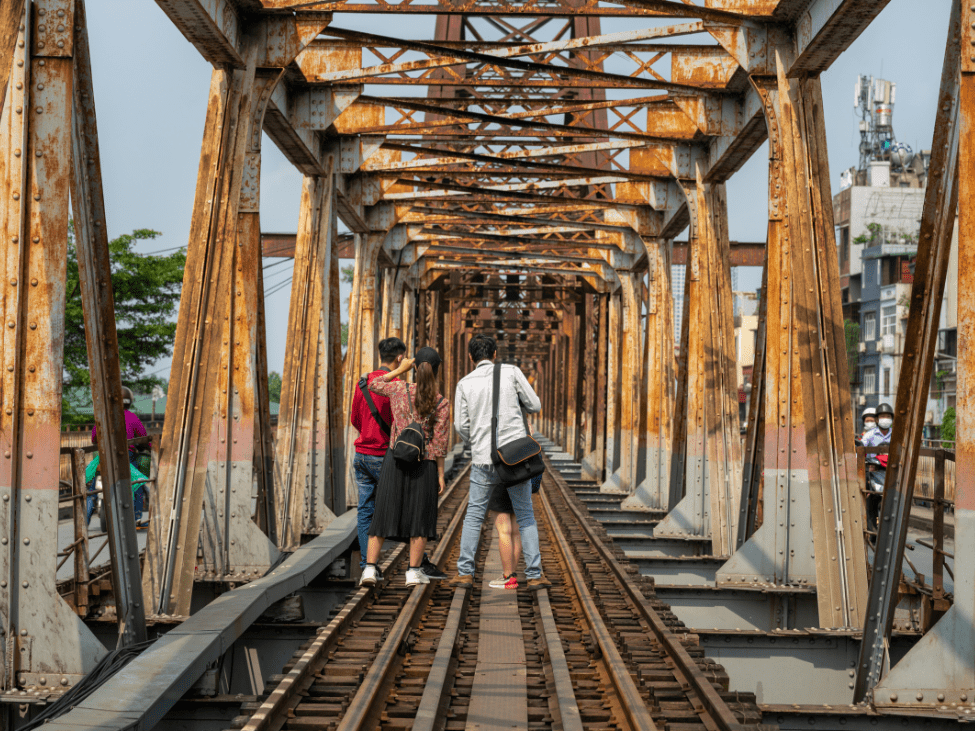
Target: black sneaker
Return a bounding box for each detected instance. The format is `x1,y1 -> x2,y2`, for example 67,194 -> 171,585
420,555 -> 447,580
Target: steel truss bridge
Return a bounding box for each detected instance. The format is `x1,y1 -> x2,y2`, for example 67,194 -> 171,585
0,0 -> 971,728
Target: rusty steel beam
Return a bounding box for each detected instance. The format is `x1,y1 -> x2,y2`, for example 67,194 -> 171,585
0,0 -> 106,689
275,162 -> 346,550
145,17 -> 328,613
263,0 -> 744,18
69,0 -> 146,646
716,61 -> 867,630
672,240 -> 764,266
859,0 -> 963,704
0,0 -> 26,117
654,177 -> 741,555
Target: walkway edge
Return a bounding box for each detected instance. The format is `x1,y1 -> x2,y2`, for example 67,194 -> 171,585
44,511 -> 358,731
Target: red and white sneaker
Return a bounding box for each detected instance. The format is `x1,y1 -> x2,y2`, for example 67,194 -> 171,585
489,573 -> 518,590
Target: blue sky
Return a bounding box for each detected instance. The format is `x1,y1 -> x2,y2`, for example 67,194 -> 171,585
84,0 -> 952,377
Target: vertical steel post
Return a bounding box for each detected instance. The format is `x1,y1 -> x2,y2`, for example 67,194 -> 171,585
718,61 -> 867,629
600,290 -> 622,490
275,162 -> 342,550
624,238 -> 675,511
868,0 -> 972,706
655,176 -> 741,554
0,0 -> 105,688
0,0 -> 26,117
69,0 -> 145,644
343,232 -> 383,508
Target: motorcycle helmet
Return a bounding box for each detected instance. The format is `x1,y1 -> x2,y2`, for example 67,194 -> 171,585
876,403 -> 894,418
120,386 -> 134,408
861,407 -> 876,425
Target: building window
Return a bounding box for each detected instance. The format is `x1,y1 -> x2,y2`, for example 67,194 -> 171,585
840,227 -> 850,268
883,367 -> 892,396
864,366 -> 876,395
882,305 -> 897,336
864,312 -> 877,341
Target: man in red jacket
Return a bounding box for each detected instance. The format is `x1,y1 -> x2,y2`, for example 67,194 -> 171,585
351,337 -> 446,580
351,338 -> 405,572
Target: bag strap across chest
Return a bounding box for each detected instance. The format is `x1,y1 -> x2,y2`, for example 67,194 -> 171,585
491,363 -> 528,456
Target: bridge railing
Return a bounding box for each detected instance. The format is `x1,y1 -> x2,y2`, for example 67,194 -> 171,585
56,435 -> 156,617
857,445 -> 953,629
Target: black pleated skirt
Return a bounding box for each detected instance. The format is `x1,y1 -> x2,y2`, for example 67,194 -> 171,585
368,451 -> 439,542
487,481 -> 513,513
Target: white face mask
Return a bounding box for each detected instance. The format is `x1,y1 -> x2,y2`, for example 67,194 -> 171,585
864,421 -> 876,431
878,417 -> 892,430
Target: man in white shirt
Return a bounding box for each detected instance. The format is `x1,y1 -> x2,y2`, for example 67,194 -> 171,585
450,335 -> 551,589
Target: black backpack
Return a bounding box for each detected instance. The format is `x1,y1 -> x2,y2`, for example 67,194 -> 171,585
391,388 -> 442,464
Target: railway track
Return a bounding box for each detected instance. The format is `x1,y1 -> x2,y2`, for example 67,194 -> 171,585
224,457 -> 773,731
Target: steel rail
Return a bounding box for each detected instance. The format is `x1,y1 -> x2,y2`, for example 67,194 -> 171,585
411,588 -> 468,731
535,587 -> 586,731
542,457 -> 754,731
334,465 -> 472,731
240,462 -> 471,731
538,485 -> 659,731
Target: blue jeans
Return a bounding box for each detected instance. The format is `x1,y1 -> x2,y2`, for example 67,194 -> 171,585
458,464 -> 542,579
354,452 -> 385,568
86,485 -> 145,525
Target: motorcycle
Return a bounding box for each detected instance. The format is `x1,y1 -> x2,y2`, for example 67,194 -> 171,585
88,448 -> 152,533
864,453 -> 886,535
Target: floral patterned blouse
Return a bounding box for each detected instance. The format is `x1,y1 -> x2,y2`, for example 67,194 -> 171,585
368,378 -> 450,460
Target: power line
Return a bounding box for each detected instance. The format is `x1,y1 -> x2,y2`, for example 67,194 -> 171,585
265,276 -> 293,298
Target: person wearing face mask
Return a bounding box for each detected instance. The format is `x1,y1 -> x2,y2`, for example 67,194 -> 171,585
859,408 -> 877,444
862,403 -> 894,466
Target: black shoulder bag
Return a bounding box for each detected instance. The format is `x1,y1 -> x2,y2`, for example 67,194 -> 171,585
490,363 -> 545,486
358,375 -> 390,436
392,388 -> 442,464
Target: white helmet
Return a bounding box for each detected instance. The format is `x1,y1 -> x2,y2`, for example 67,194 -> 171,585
861,407 -> 876,424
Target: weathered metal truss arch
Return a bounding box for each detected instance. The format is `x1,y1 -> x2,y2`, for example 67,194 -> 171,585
5,0 -> 975,722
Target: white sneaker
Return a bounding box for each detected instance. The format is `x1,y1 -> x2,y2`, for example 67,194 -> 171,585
405,568 -> 430,586
488,574 -> 518,590
359,564 -> 382,586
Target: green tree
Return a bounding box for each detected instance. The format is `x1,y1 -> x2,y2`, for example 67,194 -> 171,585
341,264 -> 355,284
64,227 -> 186,401
268,371 -> 282,403
941,407 -> 956,446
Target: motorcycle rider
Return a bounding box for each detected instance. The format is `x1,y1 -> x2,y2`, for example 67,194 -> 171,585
860,407 -> 877,442
862,403 -> 894,534
87,386 -> 151,526
862,403 -> 894,454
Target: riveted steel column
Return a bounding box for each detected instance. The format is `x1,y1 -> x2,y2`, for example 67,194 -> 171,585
718,60 -> 867,629
0,1 -> 25,117
867,0 -> 968,706
736,262 -> 768,546
600,289 -> 622,491
605,273 -> 641,494
655,176 -> 741,555
275,162 -> 342,550
144,16 -> 330,610
69,0 -> 145,646
624,239 -> 675,511
582,293 -> 608,479
343,232 -> 383,508
0,0 -> 105,689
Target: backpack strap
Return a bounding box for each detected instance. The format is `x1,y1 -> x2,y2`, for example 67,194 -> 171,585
491,363 -> 501,462
491,363 -> 530,463
358,375 -> 390,436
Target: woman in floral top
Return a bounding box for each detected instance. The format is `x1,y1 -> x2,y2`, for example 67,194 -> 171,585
360,346 -> 450,588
